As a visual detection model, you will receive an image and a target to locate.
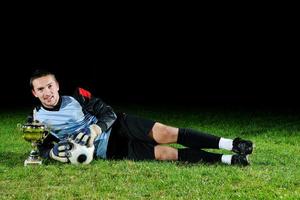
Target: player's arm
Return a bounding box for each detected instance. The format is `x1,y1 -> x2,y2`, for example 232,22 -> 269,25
37,133 -> 60,158
73,87 -> 117,132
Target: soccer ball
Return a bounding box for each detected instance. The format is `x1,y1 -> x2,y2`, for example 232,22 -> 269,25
67,140 -> 95,165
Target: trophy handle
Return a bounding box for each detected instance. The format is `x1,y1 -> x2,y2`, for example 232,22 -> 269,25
17,123 -> 23,132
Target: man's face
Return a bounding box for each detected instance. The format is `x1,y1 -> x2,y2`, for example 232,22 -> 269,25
31,75 -> 60,108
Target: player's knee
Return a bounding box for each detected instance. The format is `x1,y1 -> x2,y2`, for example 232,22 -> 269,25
154,146 -> 177,161
152,123 -> 178,143
154,146 -> 167,160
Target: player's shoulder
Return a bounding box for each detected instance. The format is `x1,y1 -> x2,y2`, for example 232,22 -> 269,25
60,96 -> 82,109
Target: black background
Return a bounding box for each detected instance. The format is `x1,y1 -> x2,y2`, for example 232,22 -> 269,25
1,53 -> 298,111
1,14 -> 298,111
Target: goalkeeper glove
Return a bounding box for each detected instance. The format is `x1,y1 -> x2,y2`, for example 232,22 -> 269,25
74,124 -> 102,147
49,140 -> 72,163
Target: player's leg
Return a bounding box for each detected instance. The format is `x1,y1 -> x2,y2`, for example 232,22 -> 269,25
150,123 -> 220,148
119,113 -> 253,155
154,145 -> 249,166
150,123 -> 253,154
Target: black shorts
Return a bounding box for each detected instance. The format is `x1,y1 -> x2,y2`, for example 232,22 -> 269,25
106,112 -> 157,160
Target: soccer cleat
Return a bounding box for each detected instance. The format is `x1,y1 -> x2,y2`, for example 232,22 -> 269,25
231,154 -> 250,166
232,137 -> 253,155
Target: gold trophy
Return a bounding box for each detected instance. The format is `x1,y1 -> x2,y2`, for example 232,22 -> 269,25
19,121 -> 49,166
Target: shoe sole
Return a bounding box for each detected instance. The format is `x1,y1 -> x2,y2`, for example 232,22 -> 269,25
240,142 -> 255,155
248,142 -> 255,155
245,155 -> 250,166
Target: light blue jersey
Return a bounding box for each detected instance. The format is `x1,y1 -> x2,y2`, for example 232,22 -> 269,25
34,96 -> 111,159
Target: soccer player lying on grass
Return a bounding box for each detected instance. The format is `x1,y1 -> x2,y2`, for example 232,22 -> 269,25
28,69 -> 254,166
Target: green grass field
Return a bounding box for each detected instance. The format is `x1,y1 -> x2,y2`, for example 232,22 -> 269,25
1,105 -> 299,199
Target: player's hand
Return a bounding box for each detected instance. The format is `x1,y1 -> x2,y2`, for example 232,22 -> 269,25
49,140 -> 72,163
74,124 -> 102,147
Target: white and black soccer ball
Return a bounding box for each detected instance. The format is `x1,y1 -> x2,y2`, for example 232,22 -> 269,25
67,140 -> 95,165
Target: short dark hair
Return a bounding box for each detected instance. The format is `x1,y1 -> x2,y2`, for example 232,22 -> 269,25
30,69 -> 56,89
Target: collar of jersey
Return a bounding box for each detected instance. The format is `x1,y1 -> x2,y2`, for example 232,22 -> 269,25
41,96 -> 62,111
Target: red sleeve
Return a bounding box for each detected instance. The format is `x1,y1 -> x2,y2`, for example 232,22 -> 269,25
78,88 -> 92,99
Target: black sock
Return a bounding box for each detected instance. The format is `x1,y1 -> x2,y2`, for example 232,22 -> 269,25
178,148 -> 222,163
177,128 -> 220,149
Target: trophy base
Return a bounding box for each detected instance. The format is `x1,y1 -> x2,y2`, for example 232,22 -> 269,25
24,157 -> 42,166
